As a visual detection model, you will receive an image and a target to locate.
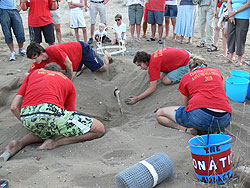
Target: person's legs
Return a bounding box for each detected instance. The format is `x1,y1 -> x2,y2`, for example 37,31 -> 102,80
3,132 -> 43,159
89,3 -> 98,43
165,17 -> 170,38
142,19 -> 148,38
51,10 -> 62,43
214,24 -> 220,47
37,118 -> 105,150
171,17 -> 177,41
156,107 -> 195,133
198,6 -> 206,45
54,24 -> 62,43
42,23 -> 55,45
151,24 -> 156,39
74,28 -> 79,41
136,24 -> 141,39
227,20 -> 236,62
222,25 -> 228,57
128,5 -> 136,41
98,50 -> 111,72
206,5 -> 214,47
130,24 -> 135,41
82,27 -> 87,43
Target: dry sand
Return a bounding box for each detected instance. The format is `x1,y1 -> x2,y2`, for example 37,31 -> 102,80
0,1 -> 250,187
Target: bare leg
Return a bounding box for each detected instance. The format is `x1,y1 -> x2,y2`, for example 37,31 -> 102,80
151,24 -> 156,39
180,36 -> 184,43
90,24 -> 95,38
156,107 -> 197,135
2,132 -> 43,160
74,28 -> 79,41
214,25 -> 220,47
17,42 -> 24,50
161,74 -> 175,85
158,24 -> 163,41
37,118 -> 105,150
54,24 -> 62,43
165,17 -> 170,38
171,17 -> 176,41
82,27 -> 87,43
130,24 -> 135,40
136,24 -> 141,39
7,42 -> 15,52
222,27 -> 228,57
142,19 -> 148,38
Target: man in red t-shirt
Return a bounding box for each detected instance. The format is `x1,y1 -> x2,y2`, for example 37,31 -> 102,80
147,0 -> 165,44
26,42 -> 112,80
21,0 -> 58,45
156,56 -> 232,135
126,48 -> 190,105
0,67 -> 105,161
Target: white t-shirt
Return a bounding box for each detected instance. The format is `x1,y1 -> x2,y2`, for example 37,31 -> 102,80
165,0 -> 177,5
113,22 -> 126,40
94,30 -> 107,36
68,0 -> 83,13
126,0 -> 144,6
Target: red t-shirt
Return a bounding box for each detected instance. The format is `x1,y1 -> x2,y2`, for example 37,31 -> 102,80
28,42 -> 83,73
148,0 -> 165,12
148,48 -> 190,82
178,67 -> 232,113
17,69 -> 76,111
26,0 -> 53,27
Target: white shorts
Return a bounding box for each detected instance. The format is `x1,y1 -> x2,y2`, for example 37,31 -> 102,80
51,9 -> 61,25
70,12 -> 86,28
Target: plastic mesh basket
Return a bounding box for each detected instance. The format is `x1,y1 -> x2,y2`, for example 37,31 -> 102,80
114,153 -> 174,188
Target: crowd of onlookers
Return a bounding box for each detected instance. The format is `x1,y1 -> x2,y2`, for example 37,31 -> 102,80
1,0 -> 250,66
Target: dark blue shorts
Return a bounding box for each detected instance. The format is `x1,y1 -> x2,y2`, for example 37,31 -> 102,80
148,10 -> 164,24
164,5 -> 178,18
78,41 -> 104,72
174,107 -> 232,132
0,8 -> 25,43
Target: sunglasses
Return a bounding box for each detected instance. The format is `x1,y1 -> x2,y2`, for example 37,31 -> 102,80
115,19 -> 121,22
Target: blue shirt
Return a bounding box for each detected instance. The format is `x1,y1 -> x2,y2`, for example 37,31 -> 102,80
232,0 -> 250,19
0,0 -> 17,9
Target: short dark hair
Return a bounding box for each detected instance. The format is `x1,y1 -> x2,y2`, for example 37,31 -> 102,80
133,51 -> 151,64
26,43 -> 45,59
115,14 -> 122,19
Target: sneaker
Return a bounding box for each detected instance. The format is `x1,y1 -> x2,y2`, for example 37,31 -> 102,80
88,38 -> 93,44
158,40 -> 163,44
19,48 -> 26,56
136,38 -> 141,42
9,51 -> 16,61
130,39 -> 134,43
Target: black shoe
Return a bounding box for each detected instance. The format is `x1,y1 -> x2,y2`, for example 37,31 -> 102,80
105,37 -> 111,43
88,38 -> 93,44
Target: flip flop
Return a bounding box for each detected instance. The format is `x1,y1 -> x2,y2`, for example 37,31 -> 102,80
147,38 -> 156,41
207,44 -> 218,52
197,41 -> 205,48
223,58 -> 233,64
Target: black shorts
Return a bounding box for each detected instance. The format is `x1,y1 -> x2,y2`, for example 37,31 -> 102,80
33,23 -> 55,44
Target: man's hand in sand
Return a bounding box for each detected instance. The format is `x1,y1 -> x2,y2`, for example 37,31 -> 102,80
125,96 -> 139,105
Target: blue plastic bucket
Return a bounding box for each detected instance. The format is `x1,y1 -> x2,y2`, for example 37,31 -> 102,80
226,77 -> 249,102
230,70 -> 250,100
188,133 -> 232,184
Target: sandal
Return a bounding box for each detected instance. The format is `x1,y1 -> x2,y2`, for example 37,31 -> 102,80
223,58 -> 233,64
234,62 -> 243,67
197,41 -> 205,48
207,44 -> 218,52
147,38 -> 156,41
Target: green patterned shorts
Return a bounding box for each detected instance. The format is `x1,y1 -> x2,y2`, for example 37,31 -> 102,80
20,103 -> 93,140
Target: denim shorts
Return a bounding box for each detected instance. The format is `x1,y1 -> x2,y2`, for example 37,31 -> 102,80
174,106 -> 232,132
165,64 -> 189,82
0,8 -> 25,43
128,4 -> 144,25
148,10 -> 164,24
164,5 -> 178,18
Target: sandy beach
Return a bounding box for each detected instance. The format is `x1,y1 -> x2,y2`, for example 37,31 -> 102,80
0,0 -> 250,187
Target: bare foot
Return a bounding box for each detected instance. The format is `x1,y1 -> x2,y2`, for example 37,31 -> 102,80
104,50 -> 112,61
4,140 -> 23,157
142,34 -> 146,38
37,139 -> 56,150
185,128 -> 197,136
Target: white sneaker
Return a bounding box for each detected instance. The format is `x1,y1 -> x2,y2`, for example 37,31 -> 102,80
19,48 -> 26,56
9,51 -> 16,61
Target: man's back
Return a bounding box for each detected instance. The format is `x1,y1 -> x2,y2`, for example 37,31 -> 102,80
17,69 -> 76,111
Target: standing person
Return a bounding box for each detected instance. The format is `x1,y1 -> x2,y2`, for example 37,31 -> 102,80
26,42 -> 112,80
226,0 -> 250,66
147,0 -> 165,44
142,0 -> 149,38
196,0 -> 215,51
125,48 -> 190,105
156,56 -> 232,135
0,0 -> 26,61
127,0 -> 144,42
51,0 -> 62,43
164,0 -> 178,41
88,0 -> 109,45
0,68 -> 105,161
174,0 -> 198,44
111,14 -> 127,45
21,0 -> 58,45
68,0 -> 88,42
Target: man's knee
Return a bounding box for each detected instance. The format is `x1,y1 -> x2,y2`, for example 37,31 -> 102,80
92,119 -> 105,137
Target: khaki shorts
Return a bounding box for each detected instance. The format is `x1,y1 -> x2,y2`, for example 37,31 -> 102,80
89,2 -> 106,24
51,9 -> 61,25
